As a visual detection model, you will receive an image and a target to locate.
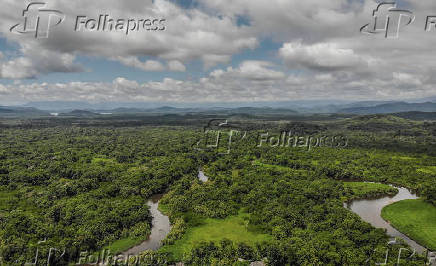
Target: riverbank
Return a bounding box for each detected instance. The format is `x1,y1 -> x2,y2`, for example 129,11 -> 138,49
343,182 -> 398,201
382,199 -> 436,251
122,194 -> 171,255
345,183 -> 428,253
93,194 -> 170,257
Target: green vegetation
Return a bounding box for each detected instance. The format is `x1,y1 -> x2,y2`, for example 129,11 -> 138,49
0,114 -> 435,265
381,199 -> 436,251
417,166 -> 436,175
343,182 -> 398,201
0,127 -> 197,264
160,212 -> 272,261
99,236 -> 146,256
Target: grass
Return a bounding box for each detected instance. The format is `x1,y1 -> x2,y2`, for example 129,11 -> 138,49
343,182 -> 398,201
417,166 -> 436,175
98,236 -> 147,255
381,199 -> 436,251
159,212 -> 273,261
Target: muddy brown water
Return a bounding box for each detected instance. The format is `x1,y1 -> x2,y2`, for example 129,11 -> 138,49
198,170 -> 209,182
122,194 -> 171,255
344,184 -> 428,253
122,171 -> 209,256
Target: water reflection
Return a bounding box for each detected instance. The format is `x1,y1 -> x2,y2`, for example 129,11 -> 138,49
345,185 -> 426,253
122,194 -> 171,255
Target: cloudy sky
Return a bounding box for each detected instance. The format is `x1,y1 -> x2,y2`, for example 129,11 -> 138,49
0,0 -> 436,104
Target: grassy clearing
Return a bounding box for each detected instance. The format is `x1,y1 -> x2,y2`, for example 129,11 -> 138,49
417,166 -> 436,175
381,199 -> 436,251
159,212 -> 272,261
344,182 -> 398,201
98,236 -> 148,255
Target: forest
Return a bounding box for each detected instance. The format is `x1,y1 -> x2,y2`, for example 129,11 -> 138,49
0,113 -> 435,265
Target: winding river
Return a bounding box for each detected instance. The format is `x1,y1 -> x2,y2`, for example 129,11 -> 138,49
122,194 -> 171,255
344,184 -> 427,253
123,176 -> 428,258
122,171 -> 209,255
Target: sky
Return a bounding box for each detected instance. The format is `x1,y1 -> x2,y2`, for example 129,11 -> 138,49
0,0 -> 436,104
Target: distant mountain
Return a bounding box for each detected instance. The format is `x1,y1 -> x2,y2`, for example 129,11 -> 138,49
339,102 -> 436,114
0,106 -> 48,117
59,110 -> 100,117
0,107 -> 14,113
392,111 -> 436,121
24,101 -> 95,111
22,100 -> 353,112
229,107 -> 298,114
16,99 -> 436,115
111,108 -> 145,113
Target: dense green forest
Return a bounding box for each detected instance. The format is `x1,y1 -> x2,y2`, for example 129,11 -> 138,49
0,114 -> 435,265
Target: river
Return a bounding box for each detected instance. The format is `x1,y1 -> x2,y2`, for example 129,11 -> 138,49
198,170 -> 209,182
122,178 -> 429,258
122,171 -> 209,255
344,184 -> 427,253
122,194 -> 171,255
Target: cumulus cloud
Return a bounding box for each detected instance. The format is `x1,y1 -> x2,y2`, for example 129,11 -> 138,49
3,62 -> 436,104
1,0 -> 436,101
279,42 -> 374,71
0,0 -> 257,78
211,61 -> 286,81
168,60 -> 186,72
115,57 -> 166,72
200,0 -> 373,41
0,46 -> 83,79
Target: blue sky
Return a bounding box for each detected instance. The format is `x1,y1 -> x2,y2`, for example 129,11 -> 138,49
0,0 -> 435,104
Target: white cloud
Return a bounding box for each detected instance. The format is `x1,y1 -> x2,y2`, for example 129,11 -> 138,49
279,42 -> 373,71
115,57 -> 166,72
168,60 -> 186,72
3,62 -> 436,104
0,46 -> 84,79
1,0 -> 436,101
231,61 -> 285,81
393,72 -> 423,86
0,0 -> 258,77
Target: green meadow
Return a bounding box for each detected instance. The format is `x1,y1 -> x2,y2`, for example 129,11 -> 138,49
160,212 -> 273,261
382,199 -> 436,251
